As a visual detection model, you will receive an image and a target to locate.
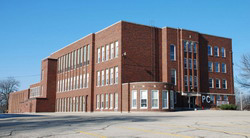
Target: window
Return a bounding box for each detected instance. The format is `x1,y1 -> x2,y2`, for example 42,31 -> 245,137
110,93 -> 113,109
76,97 -> 79,112
105,94 -> 109,109
194,59 -> 197,70
210,95 -> 214,104
222,79 -> 227,89
80,75 -> 82,88
96,95 -> 100,109
80,48 -> 83,65
101,70 -> 105,86
183,41 -> 187,52
184,58 -> 187,69
106,69 -> 109,85
76,75 -> 79,89
208,45 -> 212,56
70,97 -> 73,112
188,42 -> 192,52
77,49 -> 80,65
87,45 -> 90,64
87,73 -> 89,88
193,42 -> 197,53
115,41 -> 119,58
194,76 -> 198,87
222,63 -> 226,73
151,90 -> 159,108
97,71 -> 100,86
84,46 -> 87,65
221,47 -> 226,58
115,66 -> 118,84
74,50 -> 77,68
170,69 -> 176,85
101,94 -> 104,109
209,78 -> 214,88
70,77 -> 73,90
215,62 -> 220,72
83,74 -> 86,88
162,90 -> 168,109
189,59 -> 192,69
131,90 -> 137,109
140,90 -> 148,108
189,76 -> 192,86
208,61 -> 213,72
224,95 -> 228,101
170,44 -> 176,61
115,93 -> 118,109
214,46 -> 219,57
71,52 -> 74,69
216,79 -> 221,89
97,48 -> 101,63
106,45 -> 109,60
73,97 -> 75,112
102,46 -> 105,62
110,68 -> 114,85
68,53 -> 71,69
111,43 -> 114,59
184,75 -> 188,86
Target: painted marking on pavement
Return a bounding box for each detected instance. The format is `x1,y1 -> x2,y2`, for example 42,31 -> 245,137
79,131 -> 107,138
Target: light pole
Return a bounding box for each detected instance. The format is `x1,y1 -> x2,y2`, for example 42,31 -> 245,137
240,92 -> 243,111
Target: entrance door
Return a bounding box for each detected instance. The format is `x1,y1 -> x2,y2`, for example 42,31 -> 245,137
190,97 -> 196,108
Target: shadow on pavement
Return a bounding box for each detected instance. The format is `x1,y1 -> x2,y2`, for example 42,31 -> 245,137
0,114 -> 44,119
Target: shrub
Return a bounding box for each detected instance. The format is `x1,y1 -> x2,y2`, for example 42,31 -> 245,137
219,104 -> 237,110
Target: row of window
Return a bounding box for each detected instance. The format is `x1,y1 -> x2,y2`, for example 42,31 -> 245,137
208,95 -> 229,104
208,45 -> 226,57
131,90 -> 173,109
30,86 -> 42,98
208,62 -> 226,73
184,75 -> 198,87
96,93 -> 118,110
183,41 -> 197,53
209,78 -> 227,89
57,73 -> 89,92
97,66 -> 118,86
184,58 -> 197,70
58,45 -> 90,73
97,41 -> 119,63
56,96 -> 86,112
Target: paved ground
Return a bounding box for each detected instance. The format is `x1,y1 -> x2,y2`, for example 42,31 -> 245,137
0,110 -> 250,138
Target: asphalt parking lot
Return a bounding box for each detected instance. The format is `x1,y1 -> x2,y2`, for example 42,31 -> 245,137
0,110 -> 250,138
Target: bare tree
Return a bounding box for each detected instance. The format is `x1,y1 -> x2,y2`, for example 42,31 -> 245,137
0,77 -> 20,113
237,54 -> 250,90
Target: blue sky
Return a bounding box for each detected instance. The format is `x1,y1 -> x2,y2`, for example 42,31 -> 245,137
0,0 -> 249,90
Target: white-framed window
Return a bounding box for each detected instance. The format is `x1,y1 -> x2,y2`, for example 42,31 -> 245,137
215,62 -> 220,72
84,46 -> 87,65
170,44 -> 176,61
170,69 -> 176,85
189,76 -> 192,87
208,45 -> 212,56
70,77 -> 73,90
151,90 -> 159,109
111,43 -> 114,59
224,95 -> 228,101
87,73 -> 89,88
189,58 -> 192,69
97,48 -> 101,63
97,71 -> 100,86
115,66 -> 118,84
194,59 -> 197,70
80,75 -> 82,88
74,50 -> 77,68
115,41 -> 119,58
110,93 -> 113,109
216,79 -> 221,89
102,46 -> 105,62
140,90 -> 148,109
194,76 -> 198,87
68,53 -> 71,69
214,46 -> 219,57
184,75 -> 188,86
101,70 -> 105,86
193,42 -> 197,53
77,49 -> 80,65
106,69 -> 109,85
183,41 -> 187,52
115,93 -> 118,109
76,75 -> 79,89
70,97 -> 73,112
83,74 -> 86,88
131,90 -> 137,109
162,90 -> 169,109
62,79 -> 65,91
106,44 -> 109,60
80,48 -> 83,65
105,93 -> 109,109
68,78 -> 70,90
222,63 -> 226,73
208,61 -> 213,72
101,94 -> 104,109
72,97 -> 75,112
222,79 -> 227,89
87,45 -> 90,64
184,58 -> 187,69
221,47 -> 226,58
110,68 -> 114,85
76,97 -> 79,112
96,95 -> 100,109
